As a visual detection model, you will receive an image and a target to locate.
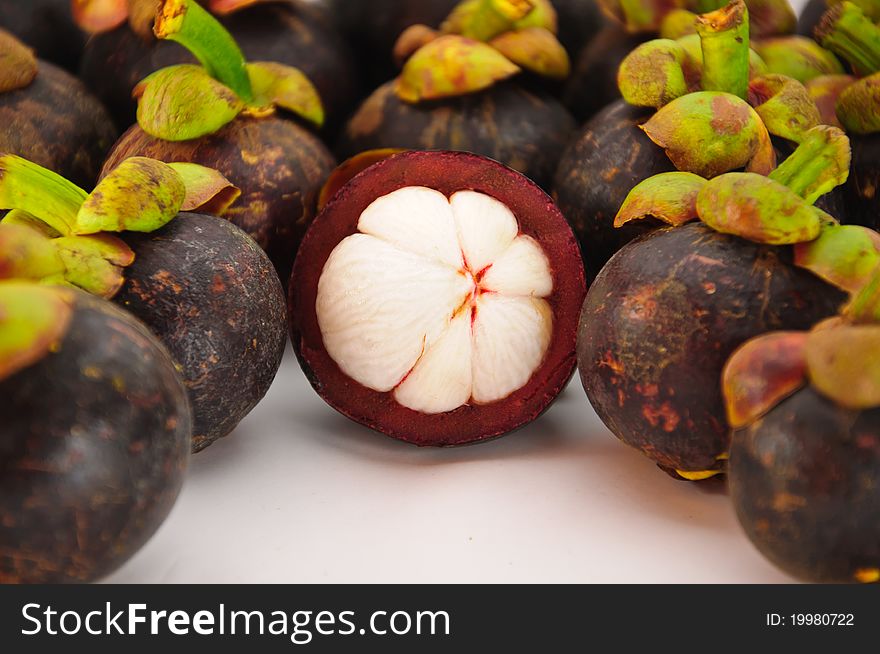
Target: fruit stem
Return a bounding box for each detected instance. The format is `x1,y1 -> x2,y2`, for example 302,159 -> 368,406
768,125 -> 851,204
154,0 -> 254,103
0,155 -> 88,236
817,1 -> 880,75
697,0 -> 750,99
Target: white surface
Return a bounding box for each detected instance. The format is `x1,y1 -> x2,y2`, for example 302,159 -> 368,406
105,347 -> 795,584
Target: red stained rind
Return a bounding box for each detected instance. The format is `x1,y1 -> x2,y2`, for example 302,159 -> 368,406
290,151 -> 587,446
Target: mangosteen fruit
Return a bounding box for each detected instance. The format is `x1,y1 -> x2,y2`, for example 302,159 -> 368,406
99,0 -> 337,285
553,100 -> 675,280
0,153 -> 286,453
723,294 -> 880,582
0,30 -> 117,189
116,212 -> 288,452
290,150 -> 586,446
0,0 -> 86,71
77,0 -> 358,132
337,0 -> 575,191
577,131 -> 851,478
0,282 -> 191,583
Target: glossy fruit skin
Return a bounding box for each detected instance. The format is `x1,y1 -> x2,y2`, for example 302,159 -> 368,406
290,150 -> 587,446
0,0 -> 86,72
730,386 -> 880,583
554,100 -> 675,281
78,3 -> 358,133
563,25 -> 645,123
0,291 -> 191,584
553,0 -> 605,57
102,117 -> 336,286
337,81 -> 577,191
115,213 -> 287,452
577,223 -> 846,474
0,62 -> 117,189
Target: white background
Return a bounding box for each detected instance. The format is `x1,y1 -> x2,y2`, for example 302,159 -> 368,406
106,0 -> 811,584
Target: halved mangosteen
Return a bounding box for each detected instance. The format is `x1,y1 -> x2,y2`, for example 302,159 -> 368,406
0,30 -> 117,189
290,150 -> 586,446
0,283 -> 191,583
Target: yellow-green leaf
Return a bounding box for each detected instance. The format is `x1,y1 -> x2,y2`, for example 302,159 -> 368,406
167,162 -> 241,215
247,61 -> 324,128
489,27 -> 569,79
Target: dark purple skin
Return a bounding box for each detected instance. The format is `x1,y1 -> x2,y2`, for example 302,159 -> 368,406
552,0 -> 605,57
577,222 -> 846,474
0,61 -> 117,189
115,213 -> 288,453
102,116 -> 336,286
337,81 -> 577,191
0,0 -> 86,72
563,25 -> 645,123
730,386 -> 880,583
553,100 -> 675,281
0,291 -> 191,584
79,3 -> 358,134
838,135 -> 880,230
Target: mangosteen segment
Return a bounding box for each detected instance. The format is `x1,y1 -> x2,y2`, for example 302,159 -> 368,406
316,186 -> 553,414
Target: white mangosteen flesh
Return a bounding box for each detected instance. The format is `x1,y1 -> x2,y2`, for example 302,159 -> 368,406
316,186 -> 554,414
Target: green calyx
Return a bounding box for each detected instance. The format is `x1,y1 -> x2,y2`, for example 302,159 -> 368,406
805,73 -> 858,127
0,281 -> 72,383
0,154 -> 238,297
836,72 -> 880,133
618,39 -> 690,107
641,91 -> 775,177
748,74 -> 821,143
614,171 -> 705,227
768,125 -> 851,202
754,36 -> 844,83
396,0 -> 568,102
743,0 -> 797,38
805,321 -> 880,409
794,223 -> 880,292
696,0 -> 750,99
660,9 -> 699,38
136,0 -> 324,141
817,1 -> 880,76
0,28 -> 39,94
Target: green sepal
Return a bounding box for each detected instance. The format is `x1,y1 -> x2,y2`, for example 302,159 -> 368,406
794,223 -> 880,293
488,27 -> 570,79
0,155 -> 88,236
0,222 -> 65,281
816,1 -> 880,77
660,9 -> 698,38
806,323 -> 880,409
754,36 -> 844,84
0,281 -> 73,382
395,35 -> 520,103
614,172 -> 705,227
135,64 -> 245,141
53,234 -> 135,298
768,125 -> 851,204
167,162 -> 241,214
836,72 -> 880,134
748,74 -> 821,143
442,0 -> 540,41
246,61 -> 325,127
640,91 -> 776,177
75,157 -> 185,234
618,39 -> 689,108
696,172 -> 823,244
805,73 -> 857,128
597,0 -> 688,33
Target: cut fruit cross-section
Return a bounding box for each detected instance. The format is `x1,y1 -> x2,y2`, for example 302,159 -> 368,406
289,151 -> 586,446
316,186 -> 554,414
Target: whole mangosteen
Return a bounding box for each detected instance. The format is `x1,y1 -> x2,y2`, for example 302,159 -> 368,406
0,0 -> 86,71
0,30 -> 117,189
0,282 -> 191,583
100,0 -> 336,285
577,134 -> 851,478
77,0 -> 358,133
337,1 -> 576,191
290,150 -> 586,446
0,153 -> 287,453
723,294 -> 880,582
